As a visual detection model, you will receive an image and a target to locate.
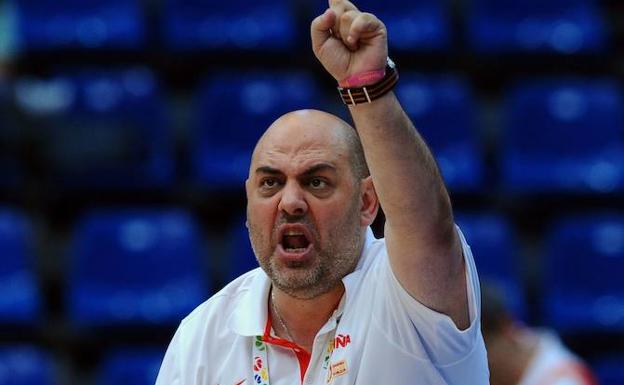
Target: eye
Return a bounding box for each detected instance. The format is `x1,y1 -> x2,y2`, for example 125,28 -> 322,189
309,177 -> 328,189
260,178 -> 279,188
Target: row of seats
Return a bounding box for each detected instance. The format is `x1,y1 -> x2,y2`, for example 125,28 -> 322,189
3,69 -> 624,193
2,207 -> 624,334
9,0 -> 609,54
0,346 -> 162,385
0,344 -> 622,385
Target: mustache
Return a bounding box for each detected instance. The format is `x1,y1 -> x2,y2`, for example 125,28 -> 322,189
272,214 -> 318,241
276,213 -> 313,226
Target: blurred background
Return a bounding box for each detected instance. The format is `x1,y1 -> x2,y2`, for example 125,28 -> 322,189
0,0 -> 623,384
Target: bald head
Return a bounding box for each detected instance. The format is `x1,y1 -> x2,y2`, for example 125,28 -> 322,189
251,109 -> 369,180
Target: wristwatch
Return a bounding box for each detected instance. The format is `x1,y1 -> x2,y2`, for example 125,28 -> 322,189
337,58 -> 399,106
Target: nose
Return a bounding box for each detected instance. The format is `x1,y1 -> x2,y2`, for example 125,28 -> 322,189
278,181 -> 308,216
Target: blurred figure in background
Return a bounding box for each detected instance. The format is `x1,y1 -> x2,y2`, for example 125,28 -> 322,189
482,283 -> 598,385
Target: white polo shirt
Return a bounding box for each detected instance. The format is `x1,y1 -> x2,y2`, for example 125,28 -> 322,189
156,227 -> 489,385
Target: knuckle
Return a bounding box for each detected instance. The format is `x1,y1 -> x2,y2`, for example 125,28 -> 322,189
340,11 -> 353,22
359,13 -> 383,30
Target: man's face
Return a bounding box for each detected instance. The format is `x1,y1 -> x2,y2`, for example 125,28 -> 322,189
245,111 -> 367,299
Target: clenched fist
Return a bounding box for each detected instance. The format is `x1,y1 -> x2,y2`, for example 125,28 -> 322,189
311,0 -> 388,84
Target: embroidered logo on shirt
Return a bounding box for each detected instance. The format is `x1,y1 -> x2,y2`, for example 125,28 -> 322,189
326,360 -> 348,383
323,334 -> 352,371
252,337 -> 269,385
334,334 -> 351,349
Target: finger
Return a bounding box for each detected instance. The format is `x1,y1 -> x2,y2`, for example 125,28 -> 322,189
329,0 -> 359,13
339,10 -> 359,49
348,12 -> 385,44
328,0 -> 359,40
311,8 -> 336,54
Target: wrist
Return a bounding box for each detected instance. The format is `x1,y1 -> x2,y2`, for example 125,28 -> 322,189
337,58 -> 398,106
338,68 -> 386,88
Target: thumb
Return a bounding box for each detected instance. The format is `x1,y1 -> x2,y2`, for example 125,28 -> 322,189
311,9 -> 336,55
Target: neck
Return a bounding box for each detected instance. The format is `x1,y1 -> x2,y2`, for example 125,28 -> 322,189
270,284 -> 345,353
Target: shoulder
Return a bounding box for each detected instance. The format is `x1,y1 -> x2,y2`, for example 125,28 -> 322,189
176,268 -> 263,339
156,269 -> 265,384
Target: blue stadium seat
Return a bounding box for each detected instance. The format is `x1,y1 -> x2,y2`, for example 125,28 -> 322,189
163,0 -> 295,51
0,209 -> 40,323
225,220 -> 259,282
13,68 -> 174,189
0,346 -> 55,385
0,85 -> 22,189
350,0 -> 451,51
16,0 -> 145,50
396,75 -> 483,192
67,209 -> 208,326
192,71 -> 322,189
455,213 -> 526,319
467,0 -> 608,54
593,356 -> 624,385
95,348 -> 162,385
501,78 -> 624,193
543,215 -> 624,333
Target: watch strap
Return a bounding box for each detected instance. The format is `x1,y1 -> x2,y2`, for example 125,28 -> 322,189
337,58 -> 398,105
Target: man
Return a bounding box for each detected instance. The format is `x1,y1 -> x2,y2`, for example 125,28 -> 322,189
156,0 -> 489,384
482,284 -> 597,385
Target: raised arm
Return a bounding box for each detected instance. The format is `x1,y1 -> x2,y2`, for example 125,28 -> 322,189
311,0 -> 469,329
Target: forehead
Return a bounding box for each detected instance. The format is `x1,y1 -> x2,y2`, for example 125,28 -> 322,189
251,112 -> 351,172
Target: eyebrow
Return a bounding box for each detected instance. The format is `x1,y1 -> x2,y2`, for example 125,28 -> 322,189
255,163 -> 337,177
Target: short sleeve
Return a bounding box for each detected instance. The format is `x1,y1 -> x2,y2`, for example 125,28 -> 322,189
372,225 -> 486,367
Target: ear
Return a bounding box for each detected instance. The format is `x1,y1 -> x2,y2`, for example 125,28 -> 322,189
359,176 -> 379,227
245,177 -> 252,196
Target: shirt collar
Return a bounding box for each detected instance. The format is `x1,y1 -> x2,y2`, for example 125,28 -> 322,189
228,269 -> 272,336
228,227 -> 378,337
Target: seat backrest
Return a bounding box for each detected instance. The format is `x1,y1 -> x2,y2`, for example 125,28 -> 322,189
456,212 -> 526,318
162,0 -> 294,50
16,0 -> 144,50
195,71 -> 321,151
0,208 -> 40,322
14,68 -> 173,187
504,78 -> 624,158
456,213 -> 518,279
545,214 -> 624,296
165,0 -> 289,12
472,0 -> 592,12
225,220 -> 259,282
0,346 -> 54,385
397,74 -> 477,151
68,208 -> 208,325
0,209 -> 32,275
70,209 -> 204,286
96,348 -> 163,385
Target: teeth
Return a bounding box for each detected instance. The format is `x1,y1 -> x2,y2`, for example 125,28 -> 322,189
284,230 -> 303,236
285,248 -> 307,252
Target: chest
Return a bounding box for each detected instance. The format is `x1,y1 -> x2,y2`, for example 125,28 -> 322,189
198,323 -> 448,385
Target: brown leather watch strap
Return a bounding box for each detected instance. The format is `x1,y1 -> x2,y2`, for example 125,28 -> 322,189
337,58 -> 399,105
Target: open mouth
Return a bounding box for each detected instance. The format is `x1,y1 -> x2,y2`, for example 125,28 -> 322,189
280,229 -> 311,253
